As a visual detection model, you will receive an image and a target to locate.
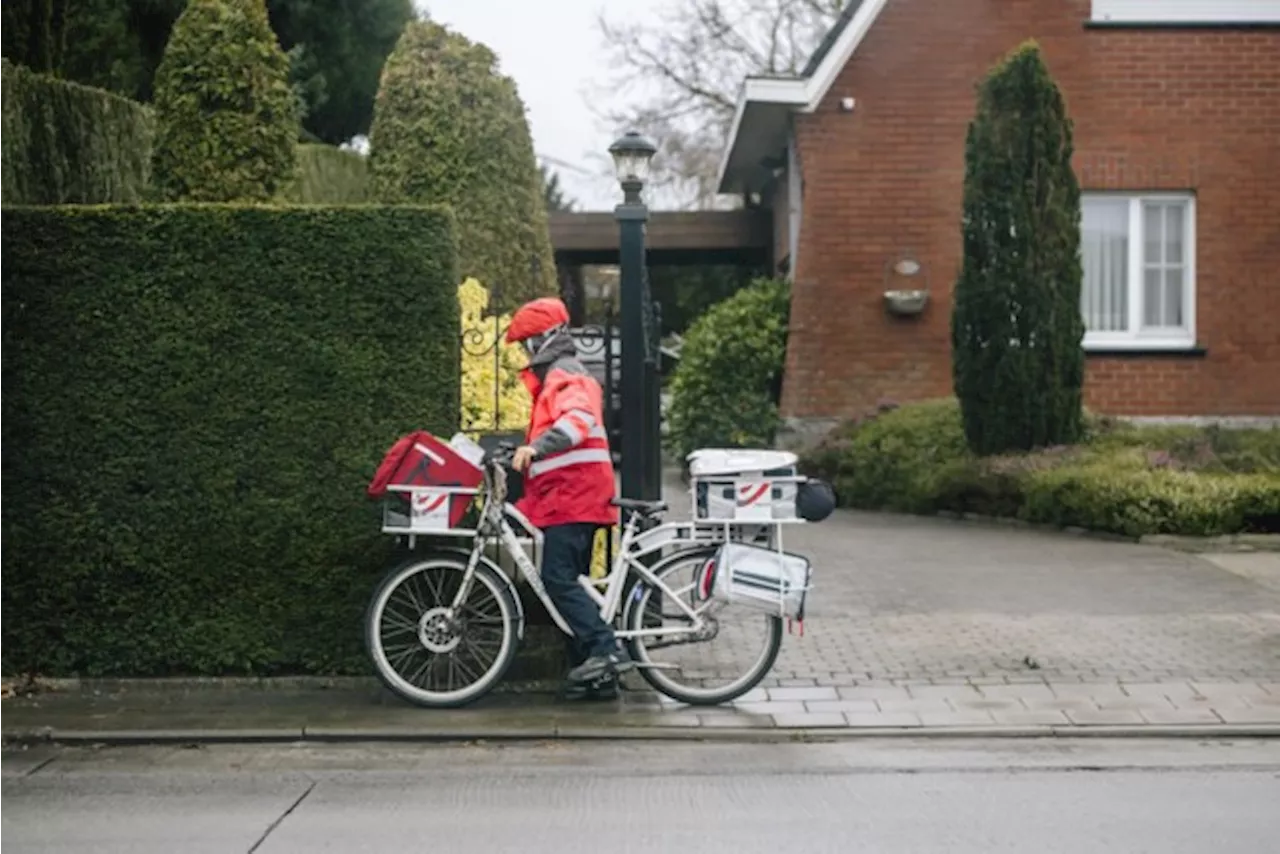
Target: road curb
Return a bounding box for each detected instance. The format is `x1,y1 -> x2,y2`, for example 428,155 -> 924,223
6,722 -> 1280,747
0,676 -> 572,697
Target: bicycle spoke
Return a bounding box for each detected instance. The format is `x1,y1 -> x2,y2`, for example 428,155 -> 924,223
422,568 -> 446,603
451,650 -> 482,684
384,642 -> 420,671
381,603 -> 420,634
406,653 -> 434,688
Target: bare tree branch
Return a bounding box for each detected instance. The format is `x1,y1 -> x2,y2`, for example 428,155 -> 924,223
593,0 -> 843,210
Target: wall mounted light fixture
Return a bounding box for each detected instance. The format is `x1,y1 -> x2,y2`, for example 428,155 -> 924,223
883,251 -> 929,317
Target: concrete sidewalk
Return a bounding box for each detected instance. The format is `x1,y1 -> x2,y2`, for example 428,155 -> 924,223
3,676 -> 1278,744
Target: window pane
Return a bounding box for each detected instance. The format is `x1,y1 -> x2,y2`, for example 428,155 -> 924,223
1143,268 -> 1163,328
1143,203 -> 1163,264
1081,197 -> 1129,332
1165,204 -> 1185,263
1163,268 -> 1184,327
1140,201 -> 1189,331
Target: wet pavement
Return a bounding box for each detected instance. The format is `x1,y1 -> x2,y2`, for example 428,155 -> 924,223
5,494 -> 1280,739
5,740 -> 1280,852
3,672 -> 1278,742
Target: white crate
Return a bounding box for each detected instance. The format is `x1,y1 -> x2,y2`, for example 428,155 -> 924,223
701,541 -> 812,620
381,484 -> 480,536
687,448 -> 806,523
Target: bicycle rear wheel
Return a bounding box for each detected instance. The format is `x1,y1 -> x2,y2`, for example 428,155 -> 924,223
622,546 -> 783,706
364,553 -> 520,708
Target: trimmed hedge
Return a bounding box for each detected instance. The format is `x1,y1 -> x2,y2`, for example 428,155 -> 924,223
369,21 -> 557,305
280,144 -> 372,204
1,204 -> 459,677
150,0 -> 299,202
666,277 -> 791,463
1,58 -> 154,204
800,399 -> 1280,538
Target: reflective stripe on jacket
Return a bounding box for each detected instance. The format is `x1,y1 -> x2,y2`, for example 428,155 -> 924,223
516,358 -> 618,529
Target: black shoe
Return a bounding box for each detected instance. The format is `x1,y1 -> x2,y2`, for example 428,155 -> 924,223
566,652 -> 631,684
562,674 -> 619,702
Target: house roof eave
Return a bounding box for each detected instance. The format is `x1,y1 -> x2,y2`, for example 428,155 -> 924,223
715,78 -> 806,195
715,0 -> 891,194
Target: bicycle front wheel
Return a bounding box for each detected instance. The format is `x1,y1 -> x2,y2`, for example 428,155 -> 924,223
364,553 -> 520,708
623,546 -> 783,706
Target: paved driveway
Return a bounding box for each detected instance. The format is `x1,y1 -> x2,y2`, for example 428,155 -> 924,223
767,509 -> 1280,687
645,480 -> 1280,729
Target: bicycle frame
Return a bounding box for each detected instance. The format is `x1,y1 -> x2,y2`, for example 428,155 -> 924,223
448,465 -> 718,644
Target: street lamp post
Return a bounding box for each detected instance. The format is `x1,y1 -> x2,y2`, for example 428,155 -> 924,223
608,131 -> 659,501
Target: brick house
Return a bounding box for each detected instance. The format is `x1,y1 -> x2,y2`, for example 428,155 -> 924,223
716,0 -> 1280,442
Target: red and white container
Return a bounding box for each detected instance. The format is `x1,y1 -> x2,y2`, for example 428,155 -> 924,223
368,430 -> 484,532
687,448 -> 806,524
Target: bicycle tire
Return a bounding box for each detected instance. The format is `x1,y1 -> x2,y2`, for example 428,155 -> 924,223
364,552 -> 521,709
621,545 -> 783,706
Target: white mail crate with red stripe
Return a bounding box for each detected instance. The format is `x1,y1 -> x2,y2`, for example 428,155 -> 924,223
687,449 -> 806,524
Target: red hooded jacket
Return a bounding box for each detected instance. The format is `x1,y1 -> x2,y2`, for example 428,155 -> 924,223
515,354 -> 618,529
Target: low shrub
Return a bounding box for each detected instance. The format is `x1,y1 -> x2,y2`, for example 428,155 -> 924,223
1019,465 -> 1280,538
801,399 -> 970,514
1,58 -> 154,204
2,203 -> 459,677
666,277 -> 790,463
799,398 -> 1280,537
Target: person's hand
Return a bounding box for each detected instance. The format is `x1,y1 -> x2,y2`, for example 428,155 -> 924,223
512,445 -> 537,472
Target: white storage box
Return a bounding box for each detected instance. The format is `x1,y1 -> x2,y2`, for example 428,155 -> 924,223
382,484 -> 480,534
687,448 -> 805,523
700,541 -> 812,620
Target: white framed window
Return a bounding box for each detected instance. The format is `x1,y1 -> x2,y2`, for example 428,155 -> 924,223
1080,193 -> 1196,350
1092,1 -> 1280,24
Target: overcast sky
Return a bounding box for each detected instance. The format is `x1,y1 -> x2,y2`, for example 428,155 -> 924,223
414,0 -> 653,212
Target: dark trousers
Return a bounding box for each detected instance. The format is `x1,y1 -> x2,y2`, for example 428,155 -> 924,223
541,522 -> 616,664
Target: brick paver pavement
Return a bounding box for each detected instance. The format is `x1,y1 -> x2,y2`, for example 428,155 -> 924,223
641,480 -> 1280,730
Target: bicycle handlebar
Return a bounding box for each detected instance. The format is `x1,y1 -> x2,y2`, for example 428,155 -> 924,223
483,441 -> 517,469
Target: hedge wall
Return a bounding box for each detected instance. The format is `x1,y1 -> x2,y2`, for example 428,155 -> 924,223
1,204 -> 459,677
1,58 -> 155,204
280,144 -> 372,204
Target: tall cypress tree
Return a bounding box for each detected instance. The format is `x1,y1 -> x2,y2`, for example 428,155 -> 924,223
951,40 -> 1085,455
369,21 -> 557,304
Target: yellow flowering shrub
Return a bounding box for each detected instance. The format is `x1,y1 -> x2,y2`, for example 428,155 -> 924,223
458,277 -> 530,435
589,526 -> 618,580
459,278 -> 620,568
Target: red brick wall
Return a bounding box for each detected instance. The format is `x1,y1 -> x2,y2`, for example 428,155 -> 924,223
784,0 -> 1280,421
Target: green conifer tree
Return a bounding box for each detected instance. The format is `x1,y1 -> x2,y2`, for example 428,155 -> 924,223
368,21 -> 557,303
150,0 -> 299,202
951,41 -> 1086,455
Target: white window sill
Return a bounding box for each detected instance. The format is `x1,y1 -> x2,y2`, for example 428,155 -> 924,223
1083,337 -> 1205,356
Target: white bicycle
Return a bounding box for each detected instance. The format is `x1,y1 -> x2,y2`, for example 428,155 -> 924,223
364,443 -> 813,708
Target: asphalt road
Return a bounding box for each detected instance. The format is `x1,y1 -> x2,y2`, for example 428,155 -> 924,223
4,739 -> 1280,853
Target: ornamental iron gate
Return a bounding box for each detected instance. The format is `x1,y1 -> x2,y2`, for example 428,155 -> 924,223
457,258 -> 661,484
